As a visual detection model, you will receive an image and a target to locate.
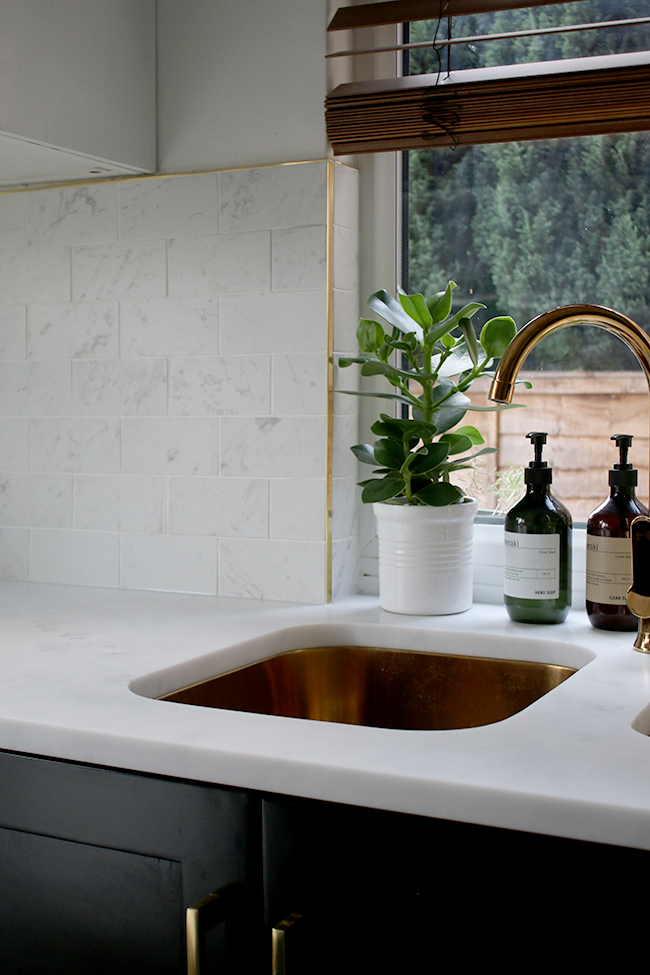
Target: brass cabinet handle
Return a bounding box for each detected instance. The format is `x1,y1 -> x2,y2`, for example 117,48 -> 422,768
186,883 -> 240,975
271,913 -> 302,975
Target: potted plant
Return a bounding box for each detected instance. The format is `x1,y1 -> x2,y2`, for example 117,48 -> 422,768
339,281 -> 517,615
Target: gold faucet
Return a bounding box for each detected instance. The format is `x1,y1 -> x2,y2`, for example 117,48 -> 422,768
488,303 -> 650,651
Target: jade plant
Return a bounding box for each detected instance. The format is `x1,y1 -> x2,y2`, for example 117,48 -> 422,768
338,281 -> 519,506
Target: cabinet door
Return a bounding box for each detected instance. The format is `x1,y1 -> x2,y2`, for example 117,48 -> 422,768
0,827 -> 182,975
0,750 -> 263,974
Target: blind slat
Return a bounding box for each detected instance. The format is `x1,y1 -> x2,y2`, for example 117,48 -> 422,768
328,0 -> 583,32
326,60 -> 650,154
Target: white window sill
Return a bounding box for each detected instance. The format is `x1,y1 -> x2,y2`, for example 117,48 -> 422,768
358,518 -> 587,608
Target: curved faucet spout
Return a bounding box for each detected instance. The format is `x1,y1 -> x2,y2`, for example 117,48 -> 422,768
489,303 -> 650,404
488,302 -> 650,491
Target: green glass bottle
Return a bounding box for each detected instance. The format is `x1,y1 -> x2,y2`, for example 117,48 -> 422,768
504,432 -> 572,624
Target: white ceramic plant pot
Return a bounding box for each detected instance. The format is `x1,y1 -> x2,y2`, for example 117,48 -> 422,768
373,499 -> 478,616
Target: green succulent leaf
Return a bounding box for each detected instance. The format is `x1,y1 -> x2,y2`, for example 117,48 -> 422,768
361,475 -> 405,504
413,482 -> 464,506
398,291 -> 432,328
480,316 -> 517,359
438,433 -> 473,455
426,280 -> 456,325
337,390 -> 418,409
360,360 -> 399,378
458,317 -> 479,366
373,438 -> 405,470
454,425 -> 484,445
367,290 -> 425,343
433,406 -> 469,434
350,443 -> 376,466
356,319 -> 386,353
337,356 -> 367,368
407,442 -> 450,476
426,301 -> 486,347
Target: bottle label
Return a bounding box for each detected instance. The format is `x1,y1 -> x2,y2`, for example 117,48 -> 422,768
504,531 -> 560,599
586,534 -> 631,604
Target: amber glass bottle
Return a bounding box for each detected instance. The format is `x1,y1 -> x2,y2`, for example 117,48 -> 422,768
586,434 -> 648,631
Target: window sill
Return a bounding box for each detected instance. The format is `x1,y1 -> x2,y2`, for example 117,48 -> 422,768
358,517 -> 587,608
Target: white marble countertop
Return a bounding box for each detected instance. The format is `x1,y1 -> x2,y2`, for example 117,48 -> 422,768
3,580 -> 650,851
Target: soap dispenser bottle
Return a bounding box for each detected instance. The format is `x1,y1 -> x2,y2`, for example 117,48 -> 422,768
586,434 -> 648,631
504,432 -> 572,624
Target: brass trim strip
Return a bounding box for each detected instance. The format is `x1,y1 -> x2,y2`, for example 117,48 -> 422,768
326,160 -> 335,603
0,158 -> 356,195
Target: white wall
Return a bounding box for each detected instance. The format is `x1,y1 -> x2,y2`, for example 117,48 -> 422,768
156,0 -> 330,173
0,0 -> 155,171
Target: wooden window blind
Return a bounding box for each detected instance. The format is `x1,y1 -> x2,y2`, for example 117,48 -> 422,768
325,2 -> 650,155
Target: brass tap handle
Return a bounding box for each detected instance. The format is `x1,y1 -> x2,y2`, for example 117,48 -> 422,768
627,516 -> 650,653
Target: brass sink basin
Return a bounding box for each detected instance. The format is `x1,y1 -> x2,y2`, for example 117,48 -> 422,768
160,645 -> 576,731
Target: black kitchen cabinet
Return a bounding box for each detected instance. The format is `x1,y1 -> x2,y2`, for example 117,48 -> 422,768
1,748 -> 648,974
0,750 -> 263,974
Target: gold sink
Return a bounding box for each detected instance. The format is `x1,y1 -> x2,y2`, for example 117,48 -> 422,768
160,645 -> 576,731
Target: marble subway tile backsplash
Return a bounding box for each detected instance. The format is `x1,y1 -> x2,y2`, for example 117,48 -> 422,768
0,161 -> 359,602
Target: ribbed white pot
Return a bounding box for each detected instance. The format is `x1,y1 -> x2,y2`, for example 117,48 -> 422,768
373,499 -> 478,616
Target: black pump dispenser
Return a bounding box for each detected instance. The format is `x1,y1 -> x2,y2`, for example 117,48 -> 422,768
504,431 -> 572,624
586,433 -> 647,630
609,434 -> 637,488
525,432 -> 552,485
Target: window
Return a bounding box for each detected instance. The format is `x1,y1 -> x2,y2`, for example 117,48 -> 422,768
328,0 -> 650,522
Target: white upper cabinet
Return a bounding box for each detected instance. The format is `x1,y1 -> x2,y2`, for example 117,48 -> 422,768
0,0 -> 155,186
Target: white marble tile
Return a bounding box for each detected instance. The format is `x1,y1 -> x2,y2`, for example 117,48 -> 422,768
74,475 -> 166,533
119,174 -> 219,240
0,247 -> 70,302
219,162 -> 327,232
220,290 -> 327,354
332,476 -> 358,541
0,527 -> 29,579
0,193 -> 25,250
73,359 -> 167,416
27,302 -> 118,359
272,353 -> 326,416
218,538 -> 326,602
332,535 -> 358,600
168,232 -> 270,296
0,473 -> 72,528
333,226 -> 358,293
26,184 -> 117,247
220,416 -> 326,478
0,304 -> 26,359
120,297 -> 218,357
72,240 -> 167,300
169,355 -> 270,416
332,414 -> 358,478
332,355 -> 358,416
122,418 -> 219,475
29,418 -> 120,473
0,419 -> 28,470
333,288 -> 359,354
120,533 -> 217,594
272,226 -> 326,291
0,361 -> 71,416
333,163 -> 359,232
168,477 -> 268,537
270,478 -> 326,541
30,529 -> 119,587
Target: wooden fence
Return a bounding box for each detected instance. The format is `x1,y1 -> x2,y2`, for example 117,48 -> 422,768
466,372 -> 649,521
